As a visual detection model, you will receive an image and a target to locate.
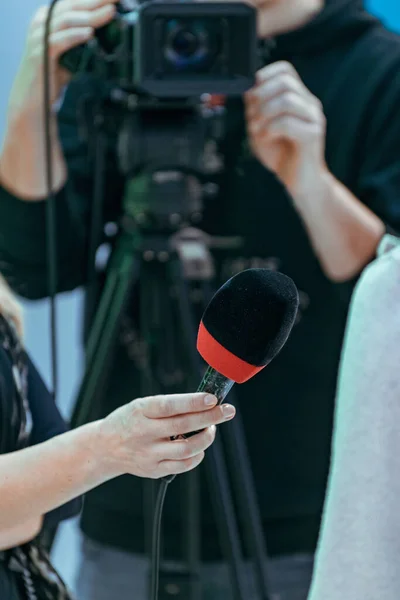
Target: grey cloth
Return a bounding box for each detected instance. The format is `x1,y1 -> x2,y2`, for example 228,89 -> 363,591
75,536 -> 313,600
309,235 -> 400,600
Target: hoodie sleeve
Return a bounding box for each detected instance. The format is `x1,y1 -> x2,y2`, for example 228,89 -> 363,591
0,77 -> 123,300
330,44 -> 400,304
355,56 -> 400,235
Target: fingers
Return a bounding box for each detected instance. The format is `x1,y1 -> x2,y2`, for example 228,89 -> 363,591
248,92 -> 320,135
51,4 -> 116,32
259,115 -> 322,144
157,452 -> 205,478
141,393 -> 218,419
155,403 -> 236,439
67,0 -> 119,10
255,61 -> 304,87
246,75 -> 317,118
246,60 -> 321,114
245,60 -> 325,145
158,426 -> 217,461
30,1 -> 117,60
45,28 -> 94,59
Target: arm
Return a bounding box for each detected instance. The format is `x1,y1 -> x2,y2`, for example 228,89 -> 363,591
245,61 -> 397,282
0,104 -> 67,202
0,518 -> 44,551
0,390 -> 234,548
0,0 -> 118,200
291,169 -> 385,282
0,420 -> 110,547
0,1 -> 121,299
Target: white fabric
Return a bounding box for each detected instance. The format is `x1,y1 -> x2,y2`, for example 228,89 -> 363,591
308,234 -> 400,600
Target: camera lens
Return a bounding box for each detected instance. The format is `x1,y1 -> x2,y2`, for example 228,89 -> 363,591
172,29 -> 199,58
164,19 -> 211,70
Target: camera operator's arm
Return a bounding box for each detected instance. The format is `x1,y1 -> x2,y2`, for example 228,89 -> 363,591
0,0 -> 117,199
245,61 -> 391,283
0,1 -> 121,299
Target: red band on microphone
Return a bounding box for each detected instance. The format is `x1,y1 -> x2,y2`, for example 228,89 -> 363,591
197,321 -> 265,384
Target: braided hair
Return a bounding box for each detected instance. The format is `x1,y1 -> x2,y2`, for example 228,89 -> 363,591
0,274 -> 23,340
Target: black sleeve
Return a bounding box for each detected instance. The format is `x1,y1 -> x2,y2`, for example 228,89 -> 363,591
0,76 -> 124,300
26,354 -> 83,526
0,345 -> 82,526
0,346 -> 16,455
356,68 -> 400,234
334,62 -> 400,302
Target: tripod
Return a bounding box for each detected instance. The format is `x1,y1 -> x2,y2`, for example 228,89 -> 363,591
70,91 -> 272,600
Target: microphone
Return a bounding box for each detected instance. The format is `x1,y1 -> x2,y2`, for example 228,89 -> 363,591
308,235 -> 400,600
181,268 -> 299,438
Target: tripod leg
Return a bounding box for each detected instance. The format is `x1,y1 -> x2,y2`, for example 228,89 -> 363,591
71,234 -> 140,428
170,261 -> 250,600
221,398 -> 272,599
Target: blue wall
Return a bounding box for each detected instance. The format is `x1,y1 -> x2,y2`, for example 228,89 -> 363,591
367,0 -> 400,32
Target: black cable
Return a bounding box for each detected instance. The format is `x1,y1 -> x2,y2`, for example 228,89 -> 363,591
150,478 -> 173,600
44,0 -> 62,401
43,8 -> 174,599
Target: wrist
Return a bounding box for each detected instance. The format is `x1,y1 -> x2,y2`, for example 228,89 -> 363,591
74,420 -> 120,488
290,163 -> 332,212
92,418 -> 127,481
0,107 -> 67,200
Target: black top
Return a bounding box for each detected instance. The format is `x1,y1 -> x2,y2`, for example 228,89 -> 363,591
0,331 -> 82,522
1,0 -> 400,559
0,317 -> 82,597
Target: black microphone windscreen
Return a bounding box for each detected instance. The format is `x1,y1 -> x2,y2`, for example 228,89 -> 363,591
201,268 -> 299,368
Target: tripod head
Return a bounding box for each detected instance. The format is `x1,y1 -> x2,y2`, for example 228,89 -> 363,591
76,82 -> 243,286
94,88 -> 242,280
111,89 -> 224,229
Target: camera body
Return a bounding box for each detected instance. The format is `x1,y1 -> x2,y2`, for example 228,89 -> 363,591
61,0 -> 258,97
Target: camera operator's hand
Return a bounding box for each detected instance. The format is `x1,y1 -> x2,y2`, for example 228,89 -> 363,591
8,0 -> 118,119
99,393 -> 236,479
245,61 -> 327,200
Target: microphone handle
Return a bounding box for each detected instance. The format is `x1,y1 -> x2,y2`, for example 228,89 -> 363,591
179,366 -> 235,439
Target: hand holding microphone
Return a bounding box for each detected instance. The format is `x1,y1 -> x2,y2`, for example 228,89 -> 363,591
98,392 -> 236,480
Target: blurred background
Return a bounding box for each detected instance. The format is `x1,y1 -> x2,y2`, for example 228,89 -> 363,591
0,0 -> 399,588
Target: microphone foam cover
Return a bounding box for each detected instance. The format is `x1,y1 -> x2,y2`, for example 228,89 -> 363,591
197,269 -> 299,383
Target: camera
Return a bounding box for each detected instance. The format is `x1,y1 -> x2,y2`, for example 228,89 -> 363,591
60,0 -> 258,97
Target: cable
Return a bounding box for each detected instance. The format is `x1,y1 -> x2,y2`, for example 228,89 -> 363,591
44,0 -> 62,401
44,7 -> 172,599
150,477 -> 175,600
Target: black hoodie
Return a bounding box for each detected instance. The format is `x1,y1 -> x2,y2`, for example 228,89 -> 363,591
1,0 -> 400,560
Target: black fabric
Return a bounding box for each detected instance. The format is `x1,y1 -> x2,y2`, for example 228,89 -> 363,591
202,269 -> 299,366
0,323 -> 82,540
0,317 -> 81,598
0,565 -> 20,600
1,0 -> 400,560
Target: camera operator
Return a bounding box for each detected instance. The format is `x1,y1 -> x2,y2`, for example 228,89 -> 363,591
0,275 -> 231,600
1,0 -> 400,599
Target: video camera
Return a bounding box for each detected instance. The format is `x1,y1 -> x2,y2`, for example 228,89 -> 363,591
60,0 -> 258,98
